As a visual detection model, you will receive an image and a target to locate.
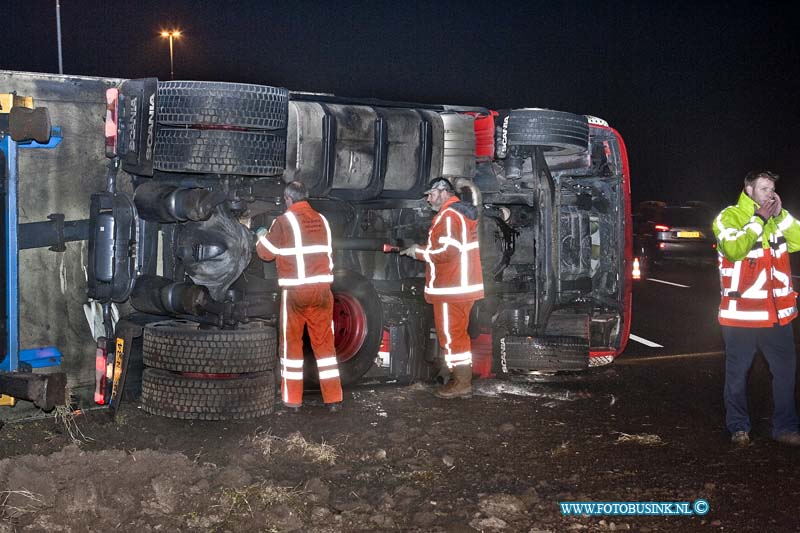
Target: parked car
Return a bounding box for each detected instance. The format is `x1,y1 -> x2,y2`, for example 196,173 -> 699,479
633,201 -> 717,276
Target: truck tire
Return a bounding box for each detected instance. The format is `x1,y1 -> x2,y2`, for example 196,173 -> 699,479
506,109 -> 589,155
140,368 -> 274,420
157,81 -> 289,130
493,331 -> 589,374
154,128 -> 286,176
303,270 -> 383,386
142,320 -> 277,374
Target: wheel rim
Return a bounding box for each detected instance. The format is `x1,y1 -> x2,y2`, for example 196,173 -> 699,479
333,293 -> 367,363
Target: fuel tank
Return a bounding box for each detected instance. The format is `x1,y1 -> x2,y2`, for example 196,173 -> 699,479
285,100 -> 478,200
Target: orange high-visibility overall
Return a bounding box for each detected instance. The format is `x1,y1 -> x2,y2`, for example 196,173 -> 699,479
413,196 -> 484,369
256,200 -> 343,406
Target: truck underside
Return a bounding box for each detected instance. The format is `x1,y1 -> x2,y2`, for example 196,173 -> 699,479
2,72 -> 631,419
96,81 -> 631,389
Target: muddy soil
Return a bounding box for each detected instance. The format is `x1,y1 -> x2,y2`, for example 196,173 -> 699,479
1,353 -> 799,532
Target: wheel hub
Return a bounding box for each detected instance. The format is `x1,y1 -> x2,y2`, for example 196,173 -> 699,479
332,293 -> 367,363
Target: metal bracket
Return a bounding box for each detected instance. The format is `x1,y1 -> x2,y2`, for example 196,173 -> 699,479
47,213 -> 66,252
18,126 -> 63,149
0,371 -> 67,411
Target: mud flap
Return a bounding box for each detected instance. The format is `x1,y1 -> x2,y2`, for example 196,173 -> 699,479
118,78 -> 158,176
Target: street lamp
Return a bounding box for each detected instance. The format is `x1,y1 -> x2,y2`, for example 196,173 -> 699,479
160,30 -> 182,80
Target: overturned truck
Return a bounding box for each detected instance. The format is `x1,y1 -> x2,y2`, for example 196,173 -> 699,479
2,72 -> 632,419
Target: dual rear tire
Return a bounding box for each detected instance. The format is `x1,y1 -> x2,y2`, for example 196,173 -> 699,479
140,320 -> 278,420
152,81 -> 289,176
141,271 -> 384,419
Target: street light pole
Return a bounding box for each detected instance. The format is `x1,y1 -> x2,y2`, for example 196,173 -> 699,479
56,0 -> 63,74
168,34 -> 174,79
160,30 -> 182,80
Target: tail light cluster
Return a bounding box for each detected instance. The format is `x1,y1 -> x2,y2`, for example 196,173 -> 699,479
104,88 -> 119,158
94,337 -> 108,404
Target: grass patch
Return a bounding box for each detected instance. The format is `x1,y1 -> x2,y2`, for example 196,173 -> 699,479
1,489 -> 44,520
614,432 -> 665,446
284,432 -> 337,465
244,430 -> 337,465
53,405 -> 93,445
219,482 -> 303,516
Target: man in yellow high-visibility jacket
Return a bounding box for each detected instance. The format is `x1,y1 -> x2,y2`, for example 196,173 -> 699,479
713,170 -> 800,447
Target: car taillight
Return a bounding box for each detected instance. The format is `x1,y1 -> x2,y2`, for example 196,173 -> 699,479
632,257 -> 642,280
658,242 -> 666,249
105,88 -> 119,158
654,224 -> 670,231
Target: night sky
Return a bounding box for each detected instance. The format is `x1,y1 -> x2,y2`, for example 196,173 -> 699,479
4,1 -> 799,212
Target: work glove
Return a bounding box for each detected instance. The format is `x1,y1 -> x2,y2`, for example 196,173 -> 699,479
253,227 -> 268,248
399,245 -> 420,258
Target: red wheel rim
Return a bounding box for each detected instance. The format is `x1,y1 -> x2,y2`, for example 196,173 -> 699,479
333,293 -> 367,363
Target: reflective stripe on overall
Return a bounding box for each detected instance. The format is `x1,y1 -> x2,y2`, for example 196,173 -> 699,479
258,211 -> 334,287
422,206 -> 483,297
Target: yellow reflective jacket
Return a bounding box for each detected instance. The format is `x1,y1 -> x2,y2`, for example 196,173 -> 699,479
713,191 -> 800,327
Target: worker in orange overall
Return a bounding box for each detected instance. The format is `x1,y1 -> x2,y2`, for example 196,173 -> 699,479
255,182 -> 343,412
400,178 -> 484,398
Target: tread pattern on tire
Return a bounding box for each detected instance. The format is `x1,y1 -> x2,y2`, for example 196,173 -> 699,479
140,368 -> 275,420
143,320 -> 277,374
506,109 -> 589,155
154,128 -> 286,175
157,81 -> 289,129
496,333 -> 589,372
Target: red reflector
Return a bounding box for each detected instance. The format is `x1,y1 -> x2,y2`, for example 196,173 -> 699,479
379,330 -> 390,353
712,243 -> 717,249
377,329 -> 390,368
105,88 -> 119,158
654,224 -> 670,231
472,333 -> 493,378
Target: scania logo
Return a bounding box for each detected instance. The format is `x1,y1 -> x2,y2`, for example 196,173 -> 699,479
144,93 -> 155,161
496,115 -> 509,158
127,96 -> 138,152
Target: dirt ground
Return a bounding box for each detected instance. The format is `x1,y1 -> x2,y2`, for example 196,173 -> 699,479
1,353 -> 799,532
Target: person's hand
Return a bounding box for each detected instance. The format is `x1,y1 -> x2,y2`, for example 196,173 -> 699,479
255,227 -> 268,240
399,245 -> 419,258
770,194 -> 782,217
755,199 -> 776,221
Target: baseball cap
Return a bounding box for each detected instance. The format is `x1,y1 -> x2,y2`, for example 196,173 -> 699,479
422,178 -> 454,195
